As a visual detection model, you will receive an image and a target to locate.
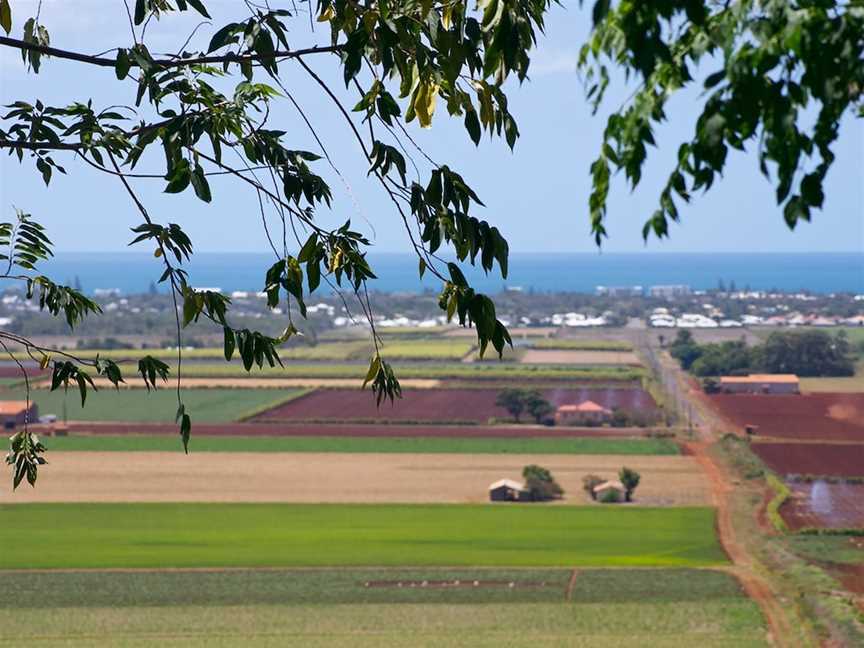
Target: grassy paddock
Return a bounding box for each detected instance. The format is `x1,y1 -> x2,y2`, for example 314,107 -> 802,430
0,503 -> 725,569
5,388 -> 306,423
0,569 -> 767,647
44,435 -> 680,455
177,362 -> 646,381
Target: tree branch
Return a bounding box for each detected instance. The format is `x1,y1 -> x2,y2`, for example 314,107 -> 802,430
0,36 -> 341,70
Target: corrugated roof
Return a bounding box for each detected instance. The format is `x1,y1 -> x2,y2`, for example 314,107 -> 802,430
720,374 -> 799,384
488,479 -> 525,491
0,401 -> 32,415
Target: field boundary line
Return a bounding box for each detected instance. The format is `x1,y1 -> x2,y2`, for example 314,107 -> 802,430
564,569 -> 579,601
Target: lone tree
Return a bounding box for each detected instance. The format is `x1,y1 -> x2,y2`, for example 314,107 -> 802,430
618,466 -> 641,503
524,390 -> 553,424
2,0 -> 861,486
495,389 -> 527,423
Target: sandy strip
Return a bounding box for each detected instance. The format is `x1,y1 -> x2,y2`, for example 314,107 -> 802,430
1,452 -> 710,506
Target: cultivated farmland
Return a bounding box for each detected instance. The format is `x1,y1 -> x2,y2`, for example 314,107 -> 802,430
0,568 -> 767,647
751,442 -> 864,478
3,452 -> 707,505
17,388 -> 306,423
520,349 -> 642,365
780,481 -> 864,531
0,503 -> 726,569
709,393 -> 864,441
251,387 -> 658,423
42,434 -> 680,454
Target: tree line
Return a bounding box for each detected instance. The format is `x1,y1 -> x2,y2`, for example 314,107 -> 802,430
668,329 -> 856,378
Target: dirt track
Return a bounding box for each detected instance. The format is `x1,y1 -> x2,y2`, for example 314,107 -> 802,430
2,452 -> 709,505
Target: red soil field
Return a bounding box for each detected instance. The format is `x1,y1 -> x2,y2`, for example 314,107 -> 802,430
249,387 -> 657,424
752,442 -> 864,478
59,421 -> 653,438
709,393 -> 864,441
0,364 -> 44,379
780,481 -> 864,531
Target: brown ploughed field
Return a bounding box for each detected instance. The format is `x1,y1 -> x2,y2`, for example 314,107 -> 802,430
1,452 -> 709,505
250,387 -> 657,423
751,442 -> 864,478
709,393 -> 864,441
519,350 -> 642,365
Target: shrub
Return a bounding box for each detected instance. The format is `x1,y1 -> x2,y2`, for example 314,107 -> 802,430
582,474 -> 604,500
598,488 -> 621,503
523,464 -> 564,501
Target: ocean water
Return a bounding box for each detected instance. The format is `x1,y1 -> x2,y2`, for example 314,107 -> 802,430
38,252 -> 864,295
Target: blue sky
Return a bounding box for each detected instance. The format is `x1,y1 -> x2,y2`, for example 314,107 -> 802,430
0,0 -> 862,255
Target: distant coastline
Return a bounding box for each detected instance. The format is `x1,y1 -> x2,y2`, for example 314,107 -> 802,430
38,251 -> 864,295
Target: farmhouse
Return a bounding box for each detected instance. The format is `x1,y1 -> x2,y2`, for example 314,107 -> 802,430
593,480 -> 626,502
719,374 -> 800,394
0,401 -> 38,428
554,400 -> 613,425
488,479 -> 529,502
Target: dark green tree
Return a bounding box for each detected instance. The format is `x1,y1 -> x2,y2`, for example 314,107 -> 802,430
524,390 -> 553,424
496,388 -> 527,422
618,466 -> 640,503
522,464 -> 564,501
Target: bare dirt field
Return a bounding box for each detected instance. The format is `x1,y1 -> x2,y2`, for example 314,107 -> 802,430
2,452 -> 709,506
520,349 -> 642,365
251,387 -> 658,423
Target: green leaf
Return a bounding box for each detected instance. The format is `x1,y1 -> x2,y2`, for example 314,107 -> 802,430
0,0 -> 11,35
179,413 -> 192,453
185,0 -> 210,19
190,165 -> 212,202
592,0 -> 610,25
464,109 -> 481,145
134,0 -> 146,25
223,326 -> 236,361
115,49 -> 131,80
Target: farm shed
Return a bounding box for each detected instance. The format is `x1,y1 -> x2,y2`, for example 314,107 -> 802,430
0,401 -> 38,429
489,479 -> 529,502
593,480 -> 625,502
719,374 -> 799,394
554,400 -> 613,425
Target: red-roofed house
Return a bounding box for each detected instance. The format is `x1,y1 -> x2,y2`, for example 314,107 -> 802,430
0,401 -> 37,429
554,400 -> 613,425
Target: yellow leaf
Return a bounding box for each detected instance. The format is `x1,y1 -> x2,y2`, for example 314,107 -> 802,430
317,5 -> 335,22
414,81 -> 439,129
154,248 -> 163,258
442,6 -> 453,30
39,353 -> 50,370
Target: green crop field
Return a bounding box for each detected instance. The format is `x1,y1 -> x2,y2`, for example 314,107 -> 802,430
45,434 -> 680,455
0,503 -> 725,569
0,568 -> 767,646
378,340 -> 475,360
4,388 -> 305,423
531,339 -> 633,351
175,362 -> 646,381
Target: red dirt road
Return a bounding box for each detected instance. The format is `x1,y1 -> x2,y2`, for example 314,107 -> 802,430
250,387 -> 657,423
